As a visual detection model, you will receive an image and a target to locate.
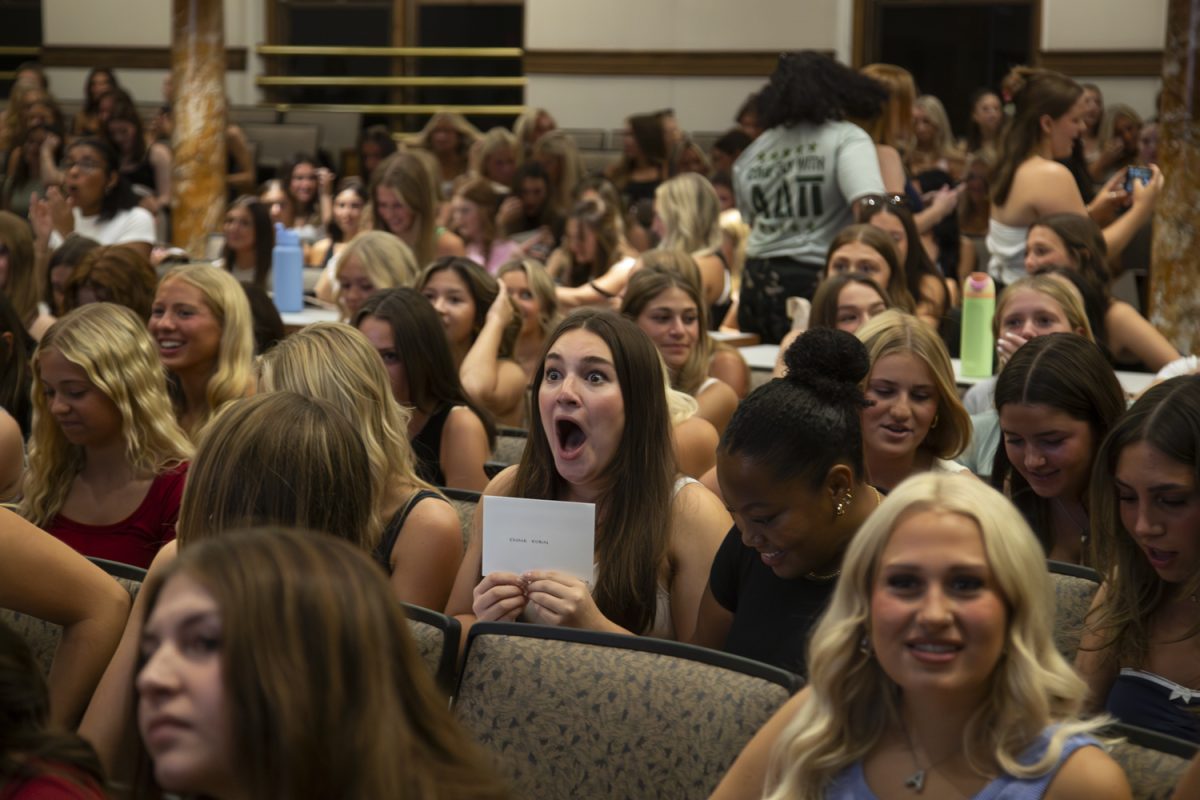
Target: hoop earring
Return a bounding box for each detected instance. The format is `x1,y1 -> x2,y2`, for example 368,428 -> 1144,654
930,413 -> 940,430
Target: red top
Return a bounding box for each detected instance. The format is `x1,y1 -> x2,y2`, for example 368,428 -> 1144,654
45,463 -> 188,569
0,770 -> 107,799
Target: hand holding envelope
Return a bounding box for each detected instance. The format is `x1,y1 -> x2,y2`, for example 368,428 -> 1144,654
522,570 -> 606,629
475,496 -> 596,626
471,572 -> 528,622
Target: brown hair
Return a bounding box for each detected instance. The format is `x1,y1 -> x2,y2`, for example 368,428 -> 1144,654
810,273 -> 892,331
855,64 -> 916,148
991,68 -> 1083,206
823,224 -> 916,312
418,257 -> 520,357
453,177 -> 503,260
354,288 -> 497,449
175,392 -> 373,550
0,211 -> 38,329
620,252 -> 711,396
513,309 -> 675,634
560,199 -> 622,287
62,244 -> 159,321
135,528 -> 510,800
1086,376 -> 1200,666
371,151 -> 439,265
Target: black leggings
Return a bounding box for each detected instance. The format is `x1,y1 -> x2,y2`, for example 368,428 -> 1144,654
737,257 -> 822,344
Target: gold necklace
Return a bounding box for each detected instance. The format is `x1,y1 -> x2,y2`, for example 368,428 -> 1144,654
804,565 -> 841,582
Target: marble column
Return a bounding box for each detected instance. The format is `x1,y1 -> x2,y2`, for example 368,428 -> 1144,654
1149,0 -> 1200,355
171,0 -> 227,257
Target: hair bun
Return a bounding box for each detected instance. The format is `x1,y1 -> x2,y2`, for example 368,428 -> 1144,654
783,328 -> 870,402
1002,66 -> 1046,104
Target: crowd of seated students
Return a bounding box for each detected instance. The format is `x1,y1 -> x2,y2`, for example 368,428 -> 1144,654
1,49 -> 1199,798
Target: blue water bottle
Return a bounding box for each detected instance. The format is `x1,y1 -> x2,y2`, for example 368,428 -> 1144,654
272,223 -> 304,314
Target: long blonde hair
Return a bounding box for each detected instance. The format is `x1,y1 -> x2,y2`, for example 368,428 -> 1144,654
512,107 -> 555,159
765,473 -> 1106,799
334,231 -> 419,321
655,173 -> 721,255
257,322 -> 439,540
156,265 -> 255,437
497,258 -> 560,340
468,127 -> 518,183
21,304 -> 192,526
993,274 -> 1093,341
856,310 -> 970,459
531,130 -> 584,216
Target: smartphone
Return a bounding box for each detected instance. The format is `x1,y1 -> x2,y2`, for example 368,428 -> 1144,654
1125,166 -> 1153,193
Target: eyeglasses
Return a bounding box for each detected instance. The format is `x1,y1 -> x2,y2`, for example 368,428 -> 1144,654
58,158 -> 105,173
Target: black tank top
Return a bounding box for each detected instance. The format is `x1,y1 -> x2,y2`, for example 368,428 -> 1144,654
373,489 -> 446,568
411,404 -> 453,486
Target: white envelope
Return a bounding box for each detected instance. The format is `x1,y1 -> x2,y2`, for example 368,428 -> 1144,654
481,495 -> 596,582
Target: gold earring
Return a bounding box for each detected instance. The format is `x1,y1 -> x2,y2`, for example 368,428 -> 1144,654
930,413 -> 940,429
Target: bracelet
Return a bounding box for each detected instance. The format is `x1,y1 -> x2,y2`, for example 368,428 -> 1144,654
588,280 -> 615,299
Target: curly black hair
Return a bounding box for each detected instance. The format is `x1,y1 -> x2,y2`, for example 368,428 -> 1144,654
757,51 -> 889,130
720,327 -> 870,486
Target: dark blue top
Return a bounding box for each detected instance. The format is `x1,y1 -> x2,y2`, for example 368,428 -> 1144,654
1106,668 -> 1200,743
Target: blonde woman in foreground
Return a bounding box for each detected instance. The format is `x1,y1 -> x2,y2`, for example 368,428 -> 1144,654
711,472 -> 1129,800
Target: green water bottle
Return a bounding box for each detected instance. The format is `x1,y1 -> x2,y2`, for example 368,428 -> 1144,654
960,272 -> 995,378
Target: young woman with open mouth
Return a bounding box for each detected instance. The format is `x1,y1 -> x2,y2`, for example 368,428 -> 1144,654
446,309 -> 730,642
30,137 -> 154,259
